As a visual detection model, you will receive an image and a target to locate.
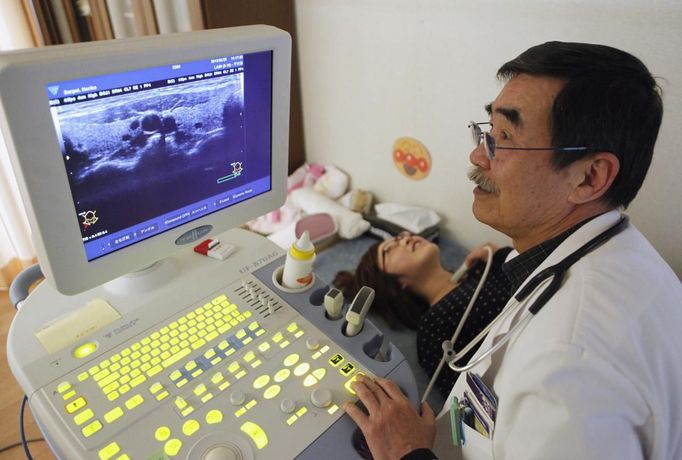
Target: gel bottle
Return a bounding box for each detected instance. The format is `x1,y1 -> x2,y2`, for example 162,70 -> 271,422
282,230 -> 316,289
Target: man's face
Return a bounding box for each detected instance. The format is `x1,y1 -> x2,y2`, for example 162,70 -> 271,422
469,74 -> 579,247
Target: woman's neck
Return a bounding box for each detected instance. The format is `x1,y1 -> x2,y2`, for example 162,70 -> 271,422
411,266 -> 456,306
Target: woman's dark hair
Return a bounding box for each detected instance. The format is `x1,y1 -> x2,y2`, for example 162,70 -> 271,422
332,242 -> 428,329
498,41 -> 663,209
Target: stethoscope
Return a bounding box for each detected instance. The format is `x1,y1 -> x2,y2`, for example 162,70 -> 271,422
421,215 -> 630,402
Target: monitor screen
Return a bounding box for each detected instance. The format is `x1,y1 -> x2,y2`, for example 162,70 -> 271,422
46,51 -> 273,261
0,26 -> 291,294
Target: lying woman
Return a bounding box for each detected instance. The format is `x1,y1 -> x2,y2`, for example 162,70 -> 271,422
333,232 -> 512,397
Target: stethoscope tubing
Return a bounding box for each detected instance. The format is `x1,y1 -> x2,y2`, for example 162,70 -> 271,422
447,215 -> 629,373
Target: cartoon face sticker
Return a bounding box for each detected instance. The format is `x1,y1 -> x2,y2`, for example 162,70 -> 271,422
392,137 -> 431,180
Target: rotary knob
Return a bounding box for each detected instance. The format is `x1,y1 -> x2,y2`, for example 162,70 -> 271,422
204,445 -> 242,460
280,398 -> 296,414
229,390 -> 245,406
310,388 -> 333,408
305,338 -> 320,351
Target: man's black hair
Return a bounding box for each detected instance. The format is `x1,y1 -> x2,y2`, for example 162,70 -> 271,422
498,41 -> 663,209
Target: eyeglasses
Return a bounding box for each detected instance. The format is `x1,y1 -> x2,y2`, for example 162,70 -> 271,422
469,121 -> 592,160
379,231 -> 411,272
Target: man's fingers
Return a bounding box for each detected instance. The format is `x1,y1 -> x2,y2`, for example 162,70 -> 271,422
375,377 -> 404,401
420,401 -> 435,423
343,401 -> 368,430
351,379 -> 381,412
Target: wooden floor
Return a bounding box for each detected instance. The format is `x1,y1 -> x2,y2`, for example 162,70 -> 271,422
1,288 -> 55,459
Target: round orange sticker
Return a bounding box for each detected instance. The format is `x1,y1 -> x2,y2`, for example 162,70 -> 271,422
392,137 -> 431,180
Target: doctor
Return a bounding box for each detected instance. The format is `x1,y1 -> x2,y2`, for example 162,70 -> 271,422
343,42 -> 682,459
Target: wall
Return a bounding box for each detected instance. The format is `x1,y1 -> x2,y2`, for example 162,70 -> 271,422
294,0 -> 682,277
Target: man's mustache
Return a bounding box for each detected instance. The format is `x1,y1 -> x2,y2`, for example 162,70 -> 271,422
468,167 -> 499,194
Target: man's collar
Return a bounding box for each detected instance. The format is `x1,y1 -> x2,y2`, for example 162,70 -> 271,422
501,214 -> 603,294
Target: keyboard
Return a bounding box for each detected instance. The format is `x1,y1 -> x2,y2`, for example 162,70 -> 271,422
39,276 -> 373,460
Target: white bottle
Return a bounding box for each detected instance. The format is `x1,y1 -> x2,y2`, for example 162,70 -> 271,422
282,231 -> 316,289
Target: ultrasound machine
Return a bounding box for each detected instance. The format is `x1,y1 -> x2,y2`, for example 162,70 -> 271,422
0,26 -> 417,459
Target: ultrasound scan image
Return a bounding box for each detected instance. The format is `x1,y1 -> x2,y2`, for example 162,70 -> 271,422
54,75 -> 248,236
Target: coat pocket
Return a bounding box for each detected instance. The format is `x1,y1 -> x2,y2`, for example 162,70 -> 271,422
461,422 -> 493,460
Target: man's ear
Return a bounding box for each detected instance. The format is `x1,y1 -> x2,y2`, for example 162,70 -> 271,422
569,152 -> 620,205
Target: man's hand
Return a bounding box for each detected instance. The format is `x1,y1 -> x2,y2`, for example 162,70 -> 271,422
343,374 -> 436,460
463,242 -> 500,268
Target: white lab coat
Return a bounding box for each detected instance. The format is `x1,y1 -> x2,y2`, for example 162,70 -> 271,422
434,210 -> 682,460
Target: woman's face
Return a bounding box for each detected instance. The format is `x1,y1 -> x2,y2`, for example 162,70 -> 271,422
376,232 -> 440,280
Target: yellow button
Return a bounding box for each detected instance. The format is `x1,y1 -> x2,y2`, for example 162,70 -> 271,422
65,397 -> 87,414
303,375 -> 318,387
296,406 -> 308,417
328,404 -> 340,415
82,419 -> 103,438
258,342 -> 271,353
98,441 -> 120,460
74,408 -> 94,426
263,384 -> 281,400
194,384 -> 207,396
182,419 -> 200,436
77,372 -> 89,382
236,330 -> 246,339
287,322 -> 298,333
211,372 -> 224,384
104,407 -> 124,424
293,363 -> 310,377
248,321 -> 260,331
286,414 -> 298,425
175,396 -> 188,410
272,332 -> 283,343
57,381 -> 72,393
274,369 -> 290,383
73,341 -> 98,359
283,354 -> 300,367
312,368 -> 327,380
253,375 -> 270,390
243,351 -> 256,362
164,438 -> 183,457
329,353 -> 344,367
240,421 -> 268,449
340,362 -> 356,376
155,426 -> 171,441
130,371 -> 147,388
206,409 -> 223,424
62,390 -> 76,401
149,382 -> 164,394
124,394 -> 144,410
228,362 -> 240,373
344,372 -> 365,395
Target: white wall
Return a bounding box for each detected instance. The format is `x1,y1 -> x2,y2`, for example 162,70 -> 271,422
294,0 -> 682,277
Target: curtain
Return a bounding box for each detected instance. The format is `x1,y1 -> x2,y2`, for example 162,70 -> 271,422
0,2 -> 37,289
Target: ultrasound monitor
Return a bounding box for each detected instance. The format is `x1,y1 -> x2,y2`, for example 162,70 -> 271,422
0,25 -> 291,294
